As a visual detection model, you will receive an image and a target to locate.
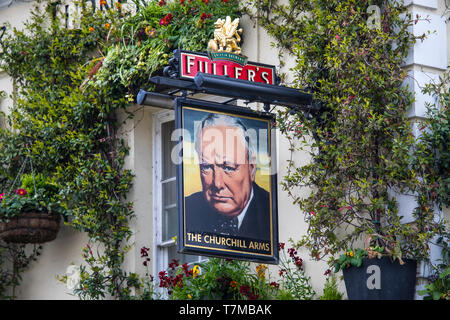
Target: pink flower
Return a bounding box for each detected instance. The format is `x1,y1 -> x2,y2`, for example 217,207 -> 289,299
310,211 -> 316,215
15,188 -> 27,196
335,34 -> 340,41
0,193 -> 4,202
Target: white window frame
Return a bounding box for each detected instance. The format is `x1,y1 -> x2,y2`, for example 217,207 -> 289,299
152,109 -> 205,294
153,109 -> 175,277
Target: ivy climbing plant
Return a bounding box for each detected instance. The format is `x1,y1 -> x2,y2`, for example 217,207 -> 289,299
0,0 -> 241,299
245,0 -> 447,265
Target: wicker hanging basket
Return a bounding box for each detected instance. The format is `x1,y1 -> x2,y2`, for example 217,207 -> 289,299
0,211 -> 61,244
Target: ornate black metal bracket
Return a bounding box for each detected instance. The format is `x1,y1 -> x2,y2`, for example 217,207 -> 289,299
163,50 -> 180,79
139,72 -> 319,116
138,49 -> 322,120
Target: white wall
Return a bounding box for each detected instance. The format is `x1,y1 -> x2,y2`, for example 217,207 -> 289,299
0,0 -> 448,300
402,0 -> 449,298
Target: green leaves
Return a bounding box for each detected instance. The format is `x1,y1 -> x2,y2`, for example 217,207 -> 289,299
333,248 -> 368,273
249,0 -> 444,265
1,0 -> 245,300
418,267 -> 450,300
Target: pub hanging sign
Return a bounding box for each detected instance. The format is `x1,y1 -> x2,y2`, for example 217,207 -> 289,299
174,17 -> 279,264
176,98 -> 278,264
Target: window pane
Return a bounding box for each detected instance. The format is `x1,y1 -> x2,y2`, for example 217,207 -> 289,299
162,180 -> 176,207
158,118 -> 204,275
162,206 -> 177,242
161,120 -> 176,180
167,245 -> 199,265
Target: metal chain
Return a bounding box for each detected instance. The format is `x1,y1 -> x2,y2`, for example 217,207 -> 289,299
8,156 -> 27,195
26,146 -> 37,195
7,146 -> 37,195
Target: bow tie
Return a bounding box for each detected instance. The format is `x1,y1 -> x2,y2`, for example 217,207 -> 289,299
213,216 -> 239,235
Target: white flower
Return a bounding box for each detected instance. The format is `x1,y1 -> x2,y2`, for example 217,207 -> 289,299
65,265 -> 81,290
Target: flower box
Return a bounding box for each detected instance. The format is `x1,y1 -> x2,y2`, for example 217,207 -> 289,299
342,256 -> 417,300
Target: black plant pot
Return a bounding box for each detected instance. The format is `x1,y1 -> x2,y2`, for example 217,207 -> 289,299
343,256 -> 417,300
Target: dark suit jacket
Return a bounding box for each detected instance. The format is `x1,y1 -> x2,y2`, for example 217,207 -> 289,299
184,182 -> 272,242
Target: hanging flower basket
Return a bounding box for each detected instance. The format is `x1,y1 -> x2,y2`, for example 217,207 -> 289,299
0,211 -> 61,244
0,171 -> 66,244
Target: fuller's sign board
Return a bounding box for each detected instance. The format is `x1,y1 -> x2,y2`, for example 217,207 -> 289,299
179,50 -> 277,85
175,98 -> 279,264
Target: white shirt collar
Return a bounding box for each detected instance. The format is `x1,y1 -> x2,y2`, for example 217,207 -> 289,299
236,187 -> 254,229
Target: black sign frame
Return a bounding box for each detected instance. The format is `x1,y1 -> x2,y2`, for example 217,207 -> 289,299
175,97 -> 279,264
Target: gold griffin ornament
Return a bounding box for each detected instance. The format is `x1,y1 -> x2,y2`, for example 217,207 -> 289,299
208,16 -> 243,55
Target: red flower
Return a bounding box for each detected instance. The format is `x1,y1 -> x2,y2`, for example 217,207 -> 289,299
202,0 -> 209,3
270,281 -> 279,289
169,259 -> 179,270
200,13 -> 212,20
182,263 -> 192,277
140,246 -> 150,257
295,257 -> 303,268
278,242 -> 285,250
159,13 -> 173,26
158,0 -> 166,6
248,292 -> 259,300
239,285 -> 250,295
324,269 -> 331,276
159,271 -> 167,278
287,248 -> 297,258
15,188 -> 27,196
0,193 -> 4,202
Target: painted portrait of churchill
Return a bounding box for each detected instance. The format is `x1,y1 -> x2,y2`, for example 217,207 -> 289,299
184,111 -> 272,242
